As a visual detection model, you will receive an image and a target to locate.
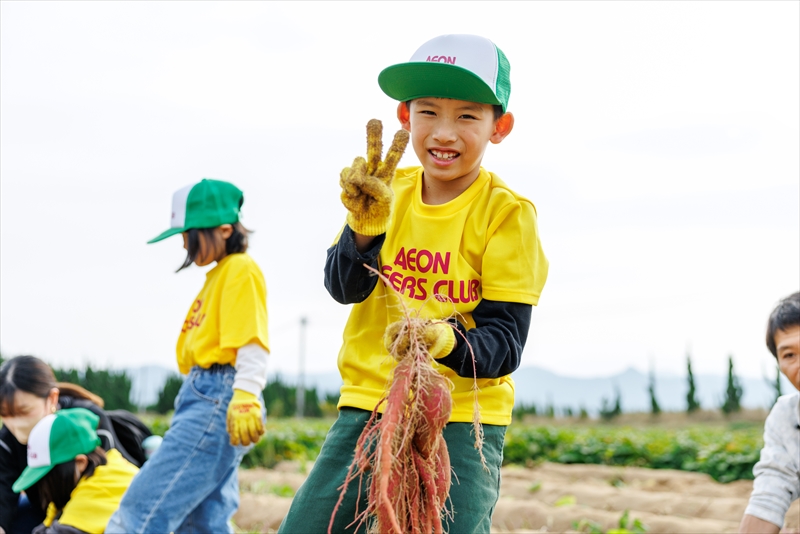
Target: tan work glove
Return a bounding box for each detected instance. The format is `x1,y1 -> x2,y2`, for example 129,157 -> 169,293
384,319 -> 456,361
226,389 -> 265,446
340,119 -> 410,236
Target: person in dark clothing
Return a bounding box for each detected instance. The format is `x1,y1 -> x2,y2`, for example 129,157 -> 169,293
0,356 -> 133,534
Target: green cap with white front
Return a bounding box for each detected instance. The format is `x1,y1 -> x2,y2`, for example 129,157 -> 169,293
378,34 -> 511,112
148,179 -> 244,243
13,408 -> 101,493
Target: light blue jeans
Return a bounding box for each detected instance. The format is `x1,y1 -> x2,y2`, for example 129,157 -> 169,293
107,365 -> 259,533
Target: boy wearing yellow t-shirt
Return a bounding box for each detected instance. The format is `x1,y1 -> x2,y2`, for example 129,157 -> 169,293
279,34 -> 548,533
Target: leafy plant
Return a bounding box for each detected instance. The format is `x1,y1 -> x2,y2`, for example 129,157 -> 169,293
554,494 -> 576,507
610,510 -> 648,533
267,483 -> 295,498
574,510 -> 648,533
573,518 -> 604,534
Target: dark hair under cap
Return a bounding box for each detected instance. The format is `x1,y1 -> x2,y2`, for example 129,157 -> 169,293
177,221 -> 250,272
766,291 -> 800,358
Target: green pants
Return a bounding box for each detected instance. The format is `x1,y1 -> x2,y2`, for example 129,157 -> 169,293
278,407 -> 506,534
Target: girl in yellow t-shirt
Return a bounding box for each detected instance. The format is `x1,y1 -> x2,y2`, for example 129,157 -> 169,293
107,179 -> 270,533
13,408 -> 138,534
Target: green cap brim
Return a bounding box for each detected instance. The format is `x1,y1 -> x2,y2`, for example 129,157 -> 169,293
13,464 -> 53,493
147,227 -> 186,244
379,62 -> 503,111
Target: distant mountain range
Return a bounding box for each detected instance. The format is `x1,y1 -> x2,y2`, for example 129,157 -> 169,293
124,365 -> 793,414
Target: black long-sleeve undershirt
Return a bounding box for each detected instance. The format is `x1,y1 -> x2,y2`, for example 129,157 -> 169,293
324,225 -> 532,380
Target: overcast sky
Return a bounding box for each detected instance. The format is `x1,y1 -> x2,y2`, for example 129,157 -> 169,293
1,1 -> 798,382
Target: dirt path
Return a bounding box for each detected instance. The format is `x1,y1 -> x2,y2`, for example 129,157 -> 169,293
235,462 -> 800,533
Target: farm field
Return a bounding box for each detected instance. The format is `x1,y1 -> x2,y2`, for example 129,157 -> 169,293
222,413 -> 766,483
208,413 -> 800,533
233,461 -> 800,533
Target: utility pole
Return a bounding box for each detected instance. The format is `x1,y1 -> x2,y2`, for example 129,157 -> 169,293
296,316 -> 308,418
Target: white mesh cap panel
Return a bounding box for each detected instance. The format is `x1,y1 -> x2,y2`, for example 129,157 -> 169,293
170,184 -> 193,229
409,34 -> 499,93
26,413 -> 56,468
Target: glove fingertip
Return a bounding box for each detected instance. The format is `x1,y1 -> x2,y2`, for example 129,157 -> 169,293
353,156 -> 367,173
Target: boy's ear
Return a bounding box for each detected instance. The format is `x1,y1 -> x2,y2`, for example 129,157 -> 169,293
490,112 -> 514,144
397,102 -> 411,132
74,454 -> 88,480
218,224 -> 233,240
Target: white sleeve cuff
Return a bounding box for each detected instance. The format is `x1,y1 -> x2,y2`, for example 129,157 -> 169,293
743,499 -> 786,529
234,343 -> 269,396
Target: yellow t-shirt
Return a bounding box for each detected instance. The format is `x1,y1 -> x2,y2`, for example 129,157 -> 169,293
176,253 -> 270,374
52,449 -> 138,533
337,167 -> 548,425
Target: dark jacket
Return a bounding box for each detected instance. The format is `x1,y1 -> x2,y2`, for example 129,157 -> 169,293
324,225 -> 533,380
0,396 -> 121,532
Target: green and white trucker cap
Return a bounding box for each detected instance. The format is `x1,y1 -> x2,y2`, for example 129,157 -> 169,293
148,178 -> 244,244
13,408 -> 101,493
378,34 -> 511,112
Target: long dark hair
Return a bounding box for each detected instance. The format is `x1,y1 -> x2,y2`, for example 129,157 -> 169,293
0,355 -> 104,417
177,222 -> 251,272
0,356 -> 57,417
35,447 -> 107,510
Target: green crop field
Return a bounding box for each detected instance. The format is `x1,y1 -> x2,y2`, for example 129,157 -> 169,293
503,423 -> 762,483
142,415 -> 763,483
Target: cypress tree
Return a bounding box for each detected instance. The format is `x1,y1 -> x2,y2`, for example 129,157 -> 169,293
686,354 -> 701,413
600,387 -> 623,421
772,363 -> 783,405
648,370 -> 661,415
721,355 -> 743,415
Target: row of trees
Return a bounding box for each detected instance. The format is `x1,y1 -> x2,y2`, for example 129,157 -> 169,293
0,352 -> 337,417
0,352 -> 779,420
54,365 -> 135,411
664,354 -> 747,416
515,354 -> 774,420
602,354 -> 749,420
0,353 -> 135,411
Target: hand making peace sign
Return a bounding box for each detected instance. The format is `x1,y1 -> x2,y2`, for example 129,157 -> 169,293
340,119 -> 410,236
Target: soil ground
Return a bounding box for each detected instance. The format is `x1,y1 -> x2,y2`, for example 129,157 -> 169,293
234,461 -> 800,533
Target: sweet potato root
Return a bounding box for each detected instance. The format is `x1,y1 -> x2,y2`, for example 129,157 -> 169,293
329,266 -> 482,534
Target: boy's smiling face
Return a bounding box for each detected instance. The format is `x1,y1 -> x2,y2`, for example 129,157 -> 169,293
398,97 -> 513,203
776,325 -> 800,391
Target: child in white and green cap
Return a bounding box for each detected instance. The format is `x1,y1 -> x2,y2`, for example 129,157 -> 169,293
107,179 -> 269,533
279,34 -> 548,533
13,408 -> 138,534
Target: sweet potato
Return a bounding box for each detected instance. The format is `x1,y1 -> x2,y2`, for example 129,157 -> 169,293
330,266 -> 482,534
